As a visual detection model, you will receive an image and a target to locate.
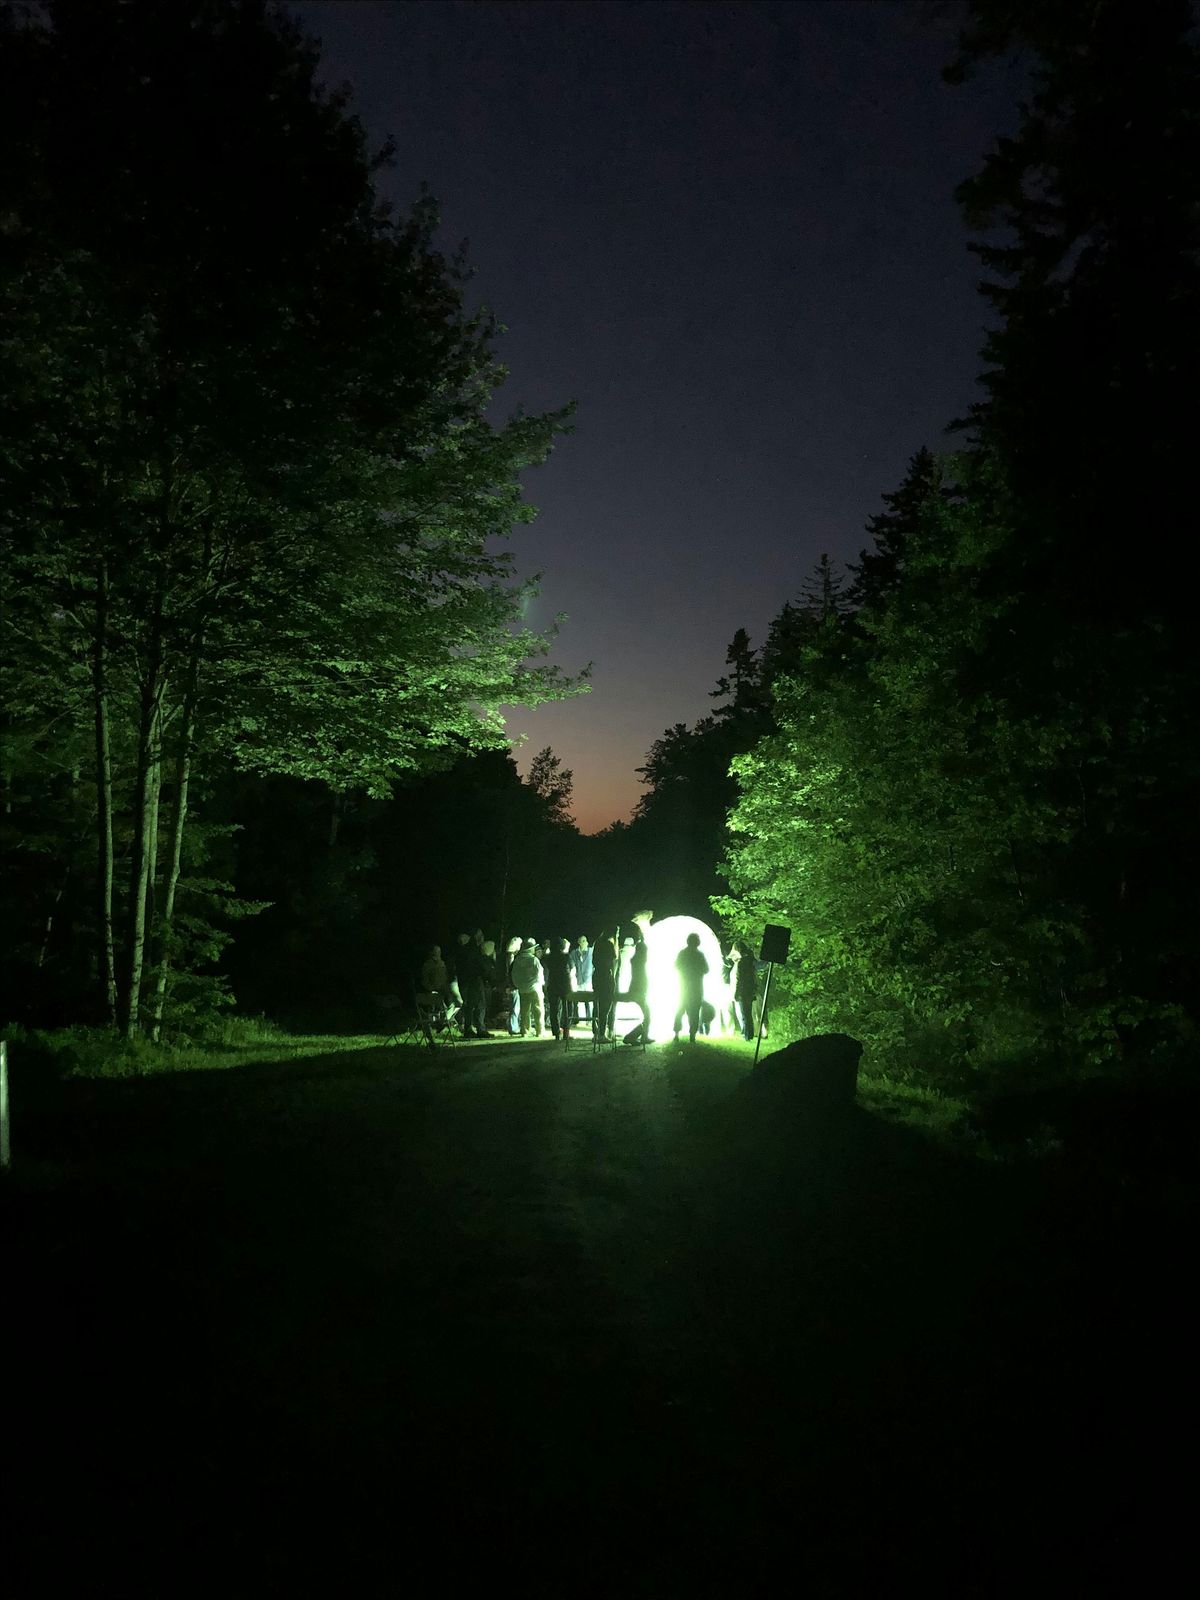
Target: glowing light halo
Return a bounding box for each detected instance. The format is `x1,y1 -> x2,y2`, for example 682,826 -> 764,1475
631,913 -> 728,1038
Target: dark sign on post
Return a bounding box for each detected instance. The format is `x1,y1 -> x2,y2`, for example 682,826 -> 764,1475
754,925 -> 791,1065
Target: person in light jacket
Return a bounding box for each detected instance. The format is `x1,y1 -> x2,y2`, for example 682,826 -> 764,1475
571,935 -> 593,1025
511,939 -> 544,1037
504,936 -> 523,1035
420,944 -> 448,997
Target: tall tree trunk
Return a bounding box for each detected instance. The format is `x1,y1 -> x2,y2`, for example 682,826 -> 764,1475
144,736 -> 162,968
37,870 -> 70,969
122,565 -> 166,1040
497,821 -> 511,961
123,689 -> 163,1039
149,527 -> 213,1042
92,559 -> 118,1025
150,669 -> 200,1043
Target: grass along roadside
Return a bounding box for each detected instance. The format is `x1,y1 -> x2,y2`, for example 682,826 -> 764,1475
0,1016 -> 977,1148
7,1014 -> 1186,1176
0,1016 -> 385,1082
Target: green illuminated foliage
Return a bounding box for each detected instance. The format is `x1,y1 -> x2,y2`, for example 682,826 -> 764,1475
0,0 -> 581,1035
719,0 -> 1200,1082
846,447 -> 943,611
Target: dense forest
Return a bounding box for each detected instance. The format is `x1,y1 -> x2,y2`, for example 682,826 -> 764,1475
3,0 -> 1197,1083
716,1 -> 1200,1082
0,0 -> 583,1034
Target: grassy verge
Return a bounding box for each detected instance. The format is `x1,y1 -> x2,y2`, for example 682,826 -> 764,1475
855,1068 -> 974,1145
6,1017 -> 1190,1177
0,1016 -> 385,1081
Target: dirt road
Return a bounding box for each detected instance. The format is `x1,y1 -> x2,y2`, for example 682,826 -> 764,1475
7,1035 -> 1192,1594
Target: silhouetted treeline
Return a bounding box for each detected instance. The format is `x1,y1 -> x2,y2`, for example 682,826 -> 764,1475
4,0 -> 1196,1091
0,0 -> 578,1035
712,0 -> 1200,1079
221,738 -> 736,1028
224,751 -> 575,1026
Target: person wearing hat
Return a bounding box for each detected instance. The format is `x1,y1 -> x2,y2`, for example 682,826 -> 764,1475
511,938 -> 544,1038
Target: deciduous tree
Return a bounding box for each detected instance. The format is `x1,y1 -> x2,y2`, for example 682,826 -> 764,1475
0,0 -> 581,1035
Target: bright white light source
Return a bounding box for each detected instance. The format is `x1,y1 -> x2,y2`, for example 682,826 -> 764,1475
627,913 -> 728,1037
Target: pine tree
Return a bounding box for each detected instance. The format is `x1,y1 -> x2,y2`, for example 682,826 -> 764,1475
526,747 -> 575,829
847,448 -> 942,611
760,602 -> 815,687
710,628 -> 765,718
946,0 -> 1200,1031
947,0 -> 1200,630
758,556 -> 851,690
800,554 -> 849,623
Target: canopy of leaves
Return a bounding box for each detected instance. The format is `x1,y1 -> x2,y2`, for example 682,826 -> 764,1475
716,1 -> 1200,1084
0,0 -> 584,1029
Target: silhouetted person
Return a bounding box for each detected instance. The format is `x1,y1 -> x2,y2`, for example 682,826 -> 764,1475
544,937 -> 574,1040
591,929 -> 618,1042
734,939 -> 758,1041
448,933 -> 469,1032
455,931 -> 487,1039
480,939 -> 499,1030
674,933 -> 709,1043
627,929 -> 651,1044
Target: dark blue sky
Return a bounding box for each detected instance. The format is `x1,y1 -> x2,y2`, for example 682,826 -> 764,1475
291,0 -> 1022,831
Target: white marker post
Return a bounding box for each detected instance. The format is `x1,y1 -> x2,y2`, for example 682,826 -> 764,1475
0,1038 -> 10,1168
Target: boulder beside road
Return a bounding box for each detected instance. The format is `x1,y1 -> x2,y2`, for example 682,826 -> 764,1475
743,1032 -> 863,1111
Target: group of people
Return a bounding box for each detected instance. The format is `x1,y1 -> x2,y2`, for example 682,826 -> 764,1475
418,919 -> 762,1046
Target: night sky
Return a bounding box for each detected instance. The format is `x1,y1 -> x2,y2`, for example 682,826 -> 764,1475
292,0 -> 1023,832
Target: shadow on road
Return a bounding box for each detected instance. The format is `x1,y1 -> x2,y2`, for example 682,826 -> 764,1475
5,1042 -> 1196,1594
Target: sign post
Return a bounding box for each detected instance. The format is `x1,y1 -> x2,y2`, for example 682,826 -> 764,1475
0,1038 -> 10,1168
754,925 -> 791,1066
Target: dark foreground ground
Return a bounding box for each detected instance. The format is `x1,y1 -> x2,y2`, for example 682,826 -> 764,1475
5,1034 -> 1198,1596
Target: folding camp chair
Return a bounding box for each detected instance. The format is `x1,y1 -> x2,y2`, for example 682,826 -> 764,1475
614,992 -> 648,1054
595,992 -> 643,1056
561,990 -> 601,1053
414,987 -> 460,1051
375,993 -> 419,1047
590,995 -> 625,1055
